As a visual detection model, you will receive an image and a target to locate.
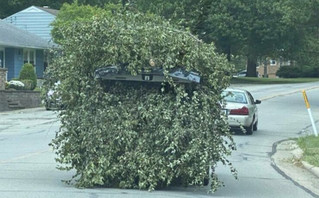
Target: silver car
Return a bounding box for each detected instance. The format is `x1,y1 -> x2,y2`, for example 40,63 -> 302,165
45,81 -> 62,110
222,88 -> 261,135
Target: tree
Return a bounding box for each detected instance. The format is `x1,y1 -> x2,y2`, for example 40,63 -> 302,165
132,0 -> 319,77
51,2 -> 107,44
130,0 -> 255,73
194,0 -> 246,62
47,6 -> 236,192
193,0 -> 297,77
280,0 -> 319,68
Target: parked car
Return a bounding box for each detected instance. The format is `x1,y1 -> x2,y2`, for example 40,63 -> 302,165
233,70 -> 259,77
45,81 -> 62,110
233,70 -> 247,77
222,88 -> 261,135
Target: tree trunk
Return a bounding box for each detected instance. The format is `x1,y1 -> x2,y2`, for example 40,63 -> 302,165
226,45 -> 231,62
246,55 -> 257,77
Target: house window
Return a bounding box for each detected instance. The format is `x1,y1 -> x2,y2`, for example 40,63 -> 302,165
270,60 -> 276,66
23,49 -> 36,65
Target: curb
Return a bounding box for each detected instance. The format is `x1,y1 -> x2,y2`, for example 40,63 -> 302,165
271,139 -> 319,198
274,139 -> 319,179
302,161 -> 319,178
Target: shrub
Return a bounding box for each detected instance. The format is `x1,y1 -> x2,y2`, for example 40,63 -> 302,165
20,79 -> 34,90
48,9 -> 235,192
276,66 -> 302,78
19,63 -> 37,90
277,65 -> 319,78
301,66 -> 319,77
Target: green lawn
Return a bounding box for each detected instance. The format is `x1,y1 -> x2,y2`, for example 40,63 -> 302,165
297,135 -> 319,167
231,77 -> 319,84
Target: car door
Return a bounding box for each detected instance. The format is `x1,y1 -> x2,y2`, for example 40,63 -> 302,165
246,91 -> 258,121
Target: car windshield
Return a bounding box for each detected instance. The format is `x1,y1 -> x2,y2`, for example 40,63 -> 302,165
222,91 -> 247,104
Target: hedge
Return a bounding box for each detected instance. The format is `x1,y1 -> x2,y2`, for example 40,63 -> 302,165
277,66 -> 319,78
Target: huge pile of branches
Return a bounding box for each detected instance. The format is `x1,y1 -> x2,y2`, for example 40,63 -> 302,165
47,9 -> 236,192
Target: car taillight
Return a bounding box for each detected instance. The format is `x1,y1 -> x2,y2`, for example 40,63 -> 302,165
229,106 -> 249,115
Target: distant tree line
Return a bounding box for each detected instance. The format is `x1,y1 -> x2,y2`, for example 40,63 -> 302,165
2,0 -> 318,77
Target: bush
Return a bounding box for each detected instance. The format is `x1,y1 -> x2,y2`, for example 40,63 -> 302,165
301,66 -> 319,77
20,79 -> 34,90
19,63 -> 37,90
48,9 -> 235,192
277,65 -> 319,78
276,66 -> 302,78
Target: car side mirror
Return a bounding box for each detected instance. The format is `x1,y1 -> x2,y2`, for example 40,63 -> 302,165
255,100 -> 261,104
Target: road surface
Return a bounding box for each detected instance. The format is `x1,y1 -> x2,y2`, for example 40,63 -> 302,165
0,82 -> 318,198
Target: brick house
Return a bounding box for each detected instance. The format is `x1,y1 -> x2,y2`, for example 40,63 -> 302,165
257,59 -> 291,78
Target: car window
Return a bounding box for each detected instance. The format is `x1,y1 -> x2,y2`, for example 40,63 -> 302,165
222,91 -> 248,104
247,92 -> 254,104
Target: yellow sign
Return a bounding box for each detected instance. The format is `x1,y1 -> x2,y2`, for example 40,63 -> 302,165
302,90 -> 310,109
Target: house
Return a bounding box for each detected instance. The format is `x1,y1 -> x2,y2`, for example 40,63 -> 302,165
3,6 -> 58,43
257,59 -> 291,78
0,20 -> 51,80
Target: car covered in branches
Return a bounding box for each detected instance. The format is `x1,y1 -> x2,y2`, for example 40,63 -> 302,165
94,65 -> 201,84
48,9 -> 236,192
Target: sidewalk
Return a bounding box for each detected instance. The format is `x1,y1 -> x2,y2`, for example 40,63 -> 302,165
272,140 -> 319,196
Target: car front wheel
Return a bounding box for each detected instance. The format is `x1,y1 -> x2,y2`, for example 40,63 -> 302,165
45,101 -> 51,110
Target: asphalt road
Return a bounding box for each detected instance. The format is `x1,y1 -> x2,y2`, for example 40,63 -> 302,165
215,82 -> 319,198
0,82 -> 318,198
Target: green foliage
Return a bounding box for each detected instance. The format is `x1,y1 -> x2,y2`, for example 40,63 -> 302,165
48,6 -> 235,192
231,55 -> 247,72
133,0 -> 319,76
51,2 -> 109,44
301,66 -> 319,78
19,63 -> 37,90
131,0 -> 202,28
194,0 -> 295,76
19,79 -> 34,90
297,135 -> 319,167
276,66 -> 319,78
276,66 -> 302,78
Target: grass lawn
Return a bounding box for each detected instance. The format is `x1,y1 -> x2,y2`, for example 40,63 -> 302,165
231,77 -> 319,84
297,135 -> 319,167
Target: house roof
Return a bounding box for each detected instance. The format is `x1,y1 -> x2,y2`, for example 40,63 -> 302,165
0,20 -> 51,49
3,6 -> 58,20
35,6 -> 59,16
